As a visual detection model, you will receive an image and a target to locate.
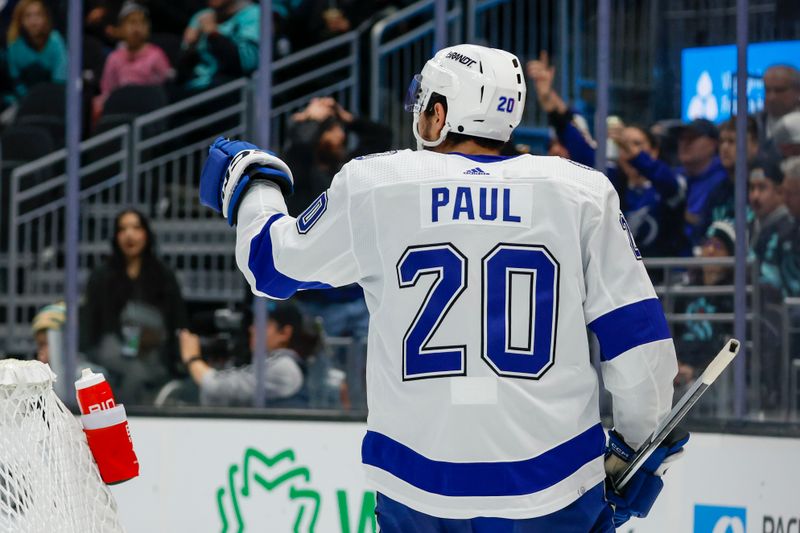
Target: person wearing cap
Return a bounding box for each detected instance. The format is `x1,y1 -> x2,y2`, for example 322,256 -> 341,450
676,118 -> 728,249
673,221 -> 736,399
178,301 -> 320,407
94,2 -> 172,117
31,301 -> 106,385
756,65 -> 800,147
749,155 -> 798,410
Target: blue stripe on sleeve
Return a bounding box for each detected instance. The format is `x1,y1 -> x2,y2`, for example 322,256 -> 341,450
247,213 -> 332,299
361,424 -> 606,497
588,298 -> 671,362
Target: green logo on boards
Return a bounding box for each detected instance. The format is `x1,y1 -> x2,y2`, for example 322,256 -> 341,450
216,447 -> 376,533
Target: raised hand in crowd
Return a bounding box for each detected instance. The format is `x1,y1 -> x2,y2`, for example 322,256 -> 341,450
526,51 -> 567,114
291,97 -> 354,124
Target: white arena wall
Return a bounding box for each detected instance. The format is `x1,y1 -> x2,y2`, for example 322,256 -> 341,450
110,416 -> 800,533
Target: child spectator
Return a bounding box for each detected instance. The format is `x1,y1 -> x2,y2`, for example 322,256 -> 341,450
780,157 -> 800,297
178,0 -> 259,92
95,2 -> 173,115
674,221 -> 736,393
5,0 -> 66,104
749,155 -> 794,293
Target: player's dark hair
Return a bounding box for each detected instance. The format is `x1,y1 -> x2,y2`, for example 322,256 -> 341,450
719,116 -> 758,141
424,92 -> 507,151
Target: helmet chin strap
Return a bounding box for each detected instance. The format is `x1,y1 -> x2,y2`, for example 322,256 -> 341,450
413,113 -> 450,151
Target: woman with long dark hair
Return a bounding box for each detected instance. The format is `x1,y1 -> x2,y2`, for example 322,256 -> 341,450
81,209 -> 188,404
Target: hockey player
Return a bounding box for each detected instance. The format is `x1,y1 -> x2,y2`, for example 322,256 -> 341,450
200,44 -> 686,531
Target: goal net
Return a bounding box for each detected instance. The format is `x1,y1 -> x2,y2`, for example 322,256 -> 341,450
0,359 -> 125,533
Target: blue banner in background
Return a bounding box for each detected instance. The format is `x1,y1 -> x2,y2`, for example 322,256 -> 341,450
693,504 -> 747,533
681,40 -> 800,123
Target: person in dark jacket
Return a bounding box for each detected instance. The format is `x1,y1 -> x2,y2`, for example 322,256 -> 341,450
81,208 -> 188,404
281,96 -> 393,338
675,119 -> 729,248
748,156 -> 795,409
178,0 -> 259,90
527,51 -> 685,257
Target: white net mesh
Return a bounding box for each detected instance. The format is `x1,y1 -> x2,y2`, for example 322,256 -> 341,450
0,360 -> 125,533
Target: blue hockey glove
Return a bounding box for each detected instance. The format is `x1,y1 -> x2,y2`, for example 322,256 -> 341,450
604,428 -> 689,527
199,137 -> 294,226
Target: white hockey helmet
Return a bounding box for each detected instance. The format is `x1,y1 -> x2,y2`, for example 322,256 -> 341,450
404,44 -> 527,149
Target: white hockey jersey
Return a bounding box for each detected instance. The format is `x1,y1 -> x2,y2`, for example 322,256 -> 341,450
234,149 -> 677,519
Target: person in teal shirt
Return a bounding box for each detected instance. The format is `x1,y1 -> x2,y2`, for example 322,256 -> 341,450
5,0 -> 67,103
180,0 -> 259,91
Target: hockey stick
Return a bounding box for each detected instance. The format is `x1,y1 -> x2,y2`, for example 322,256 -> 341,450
611,338 -> 741,492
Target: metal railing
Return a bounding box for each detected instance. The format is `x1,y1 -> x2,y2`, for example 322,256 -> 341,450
370,0 -> 464,147
644,256 -> 773,418
466,0 -> 568,126
3,32 -> 363,355
782,298 -> 800,418
4,125 -> 131,354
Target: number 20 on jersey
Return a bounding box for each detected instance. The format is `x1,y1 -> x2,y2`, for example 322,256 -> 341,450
397,243 -> 559,381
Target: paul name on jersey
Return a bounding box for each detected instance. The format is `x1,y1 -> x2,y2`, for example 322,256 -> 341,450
424,183 -> 531,227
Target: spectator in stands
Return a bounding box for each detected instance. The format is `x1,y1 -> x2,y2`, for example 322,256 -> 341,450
749,155 -> 794,292
757,65 -> 800,146
31,301 -> 106,378
779,157 -> 800,297
706,116 -> 760,224
674,221 -> 735,394
749,156 -> 795,409
178,0 -> 259,92
4,0 -> 66,104
675,119 -> 728,248
528,51 -> 684,256
282,96 -> 391,338
81,208 -> 188,405
286,0 -> 398,49
29,301 -> 107,401
178,301 -> 318,407
94,2 -> 173,116
772,110 -> 800,159
609,124 -> 686,257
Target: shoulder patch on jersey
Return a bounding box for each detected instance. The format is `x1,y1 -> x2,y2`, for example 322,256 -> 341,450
296,191 -> 328,234
354,150 -> 398,161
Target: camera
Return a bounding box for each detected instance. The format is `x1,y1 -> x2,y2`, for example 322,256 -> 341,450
190,308 -> 248,365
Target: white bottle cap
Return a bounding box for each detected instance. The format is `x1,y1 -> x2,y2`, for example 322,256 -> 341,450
74,368 -> 106,390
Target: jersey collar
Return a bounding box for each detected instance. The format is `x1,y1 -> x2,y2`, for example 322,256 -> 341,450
447,152 -> 521,163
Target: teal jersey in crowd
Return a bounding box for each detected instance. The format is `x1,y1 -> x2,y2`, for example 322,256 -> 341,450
186,5 -> 260,90
6,31 -> 67,101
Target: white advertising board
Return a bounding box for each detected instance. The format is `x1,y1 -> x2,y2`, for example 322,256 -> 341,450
111,417 -> 799,532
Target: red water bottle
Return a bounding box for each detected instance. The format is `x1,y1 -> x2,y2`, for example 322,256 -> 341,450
75,368 -> 140,484
75,368 -> 116,414
81,405 -> 140,484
